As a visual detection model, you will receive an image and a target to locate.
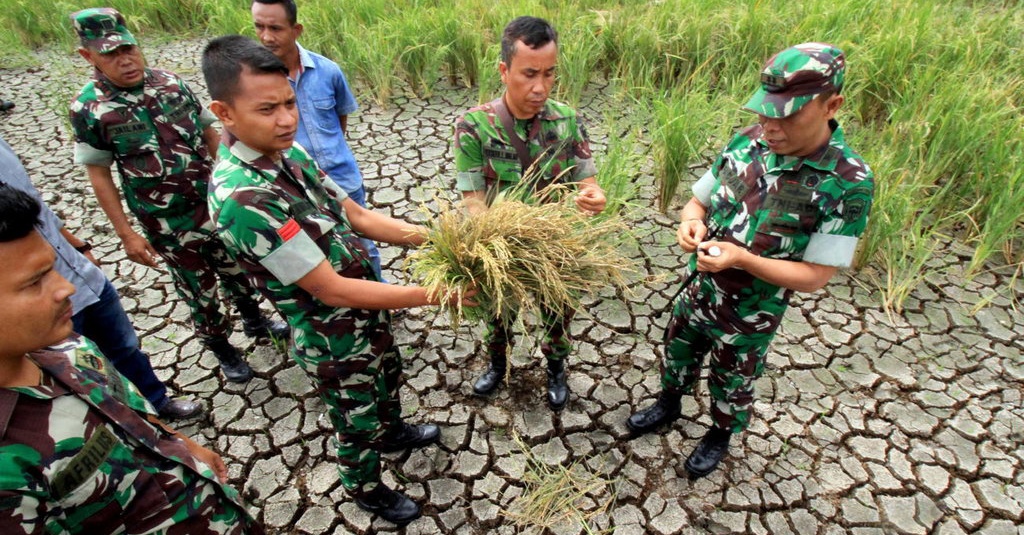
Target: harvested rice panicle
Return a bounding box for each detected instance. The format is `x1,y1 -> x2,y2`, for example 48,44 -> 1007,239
406,185 -> 635,328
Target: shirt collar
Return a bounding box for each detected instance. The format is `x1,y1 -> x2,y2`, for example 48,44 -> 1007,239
223,130 -> 286,174
758,119 -> 844,173
297,43 -> 315,71
93,68 -> 153,102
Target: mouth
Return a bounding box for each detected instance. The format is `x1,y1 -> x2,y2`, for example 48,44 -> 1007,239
57,303 -> 73,323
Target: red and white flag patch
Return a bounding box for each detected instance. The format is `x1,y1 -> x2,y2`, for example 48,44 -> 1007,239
277,218 -> 301,241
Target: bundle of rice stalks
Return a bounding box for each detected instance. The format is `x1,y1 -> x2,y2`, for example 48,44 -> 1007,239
406,185 -> 635,329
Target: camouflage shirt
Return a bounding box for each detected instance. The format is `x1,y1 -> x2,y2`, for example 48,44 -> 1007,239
70,68 -> 217,228
208,133 -> 389,367
454,97 -> 597,196
687,120 -> 874,335
0,336 -> 259,534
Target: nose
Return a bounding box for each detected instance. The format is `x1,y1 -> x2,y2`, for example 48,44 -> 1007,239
761,116 -> 782,133
55,273 -> 76,302
278,106 -> 298,127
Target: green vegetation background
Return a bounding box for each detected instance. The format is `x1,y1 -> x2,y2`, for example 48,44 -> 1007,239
2,0 -> 1021,310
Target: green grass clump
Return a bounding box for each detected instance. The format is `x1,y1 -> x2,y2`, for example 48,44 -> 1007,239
406,185 -> 635,329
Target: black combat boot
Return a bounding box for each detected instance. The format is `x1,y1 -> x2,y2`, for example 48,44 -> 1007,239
472,352 -> 506,396
626,389 -> 682,435
236,300 -> 290,340
684,426 -> 732,479
546,358 -> 569,411
204,337 -> 254,383
353,484 -> 421,525
379,421 -> 441,452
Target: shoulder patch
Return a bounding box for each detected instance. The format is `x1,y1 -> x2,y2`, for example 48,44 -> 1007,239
843,198 -> 868,224
74,348 -> 107,376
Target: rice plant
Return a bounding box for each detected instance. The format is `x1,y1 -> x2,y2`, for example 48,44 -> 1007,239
406,181 -> 635,330
501,431 -> 618,533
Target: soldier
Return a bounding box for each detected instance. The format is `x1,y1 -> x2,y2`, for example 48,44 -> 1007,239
250,0 -> 384,279
626,43 -> 874,479
68,7 -> 288,384
201,35 -> 474,525
0,136 -> 201,420
0,186 -> 262,534
453,16 -> 606,411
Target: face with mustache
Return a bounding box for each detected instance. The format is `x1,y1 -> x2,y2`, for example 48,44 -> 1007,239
500,39 -> 558,120
0,230 -> 76,363
78,44 -> 146,88
251,2 -> 302,64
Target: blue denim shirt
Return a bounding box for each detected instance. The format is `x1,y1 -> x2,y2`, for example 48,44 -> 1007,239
0,137 -> 107,315
291,44 -> 362,194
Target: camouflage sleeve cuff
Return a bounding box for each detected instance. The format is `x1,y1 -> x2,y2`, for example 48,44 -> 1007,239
260,229 -> 327,286
803,232 -> 859,267
691,168 -> 716,205
198,107 -> 218,129
321,178 -> 350,202
572,158 -> 598,182
73,142 -> 114,167
456,171 -> 486,192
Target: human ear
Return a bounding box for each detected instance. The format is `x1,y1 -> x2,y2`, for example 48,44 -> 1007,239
825,94 -> 845,118
209,100 -> 234,126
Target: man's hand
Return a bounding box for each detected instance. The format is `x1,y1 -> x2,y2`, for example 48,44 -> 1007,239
122,231 -> 160,267
575,181 -> 606,215
430,284 -> 479,308
695,240 -> 746,273
184,441 -> 229,483
676,219 -> 708,253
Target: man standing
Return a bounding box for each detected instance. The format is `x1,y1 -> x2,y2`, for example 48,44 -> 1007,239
0,186 -> 262,534
0,136 -> 200,420
250,0 -> 383,278
68,7 -> 287,384
202,35 -> 473,525
453,16 -> 606,411
626,43 -> 874,479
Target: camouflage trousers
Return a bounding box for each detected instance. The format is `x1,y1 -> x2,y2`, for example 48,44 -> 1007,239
661,292 -> 776,433
298,329 -> 403,496
146,225 -> 261,342
485,306 -> 574,362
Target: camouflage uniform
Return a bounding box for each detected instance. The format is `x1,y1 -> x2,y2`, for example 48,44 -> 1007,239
663,121 -> 874,432
70,68 -> 264,343
208,132 -> 399,495
454,98 -> 597,362
0,336 -> 260,534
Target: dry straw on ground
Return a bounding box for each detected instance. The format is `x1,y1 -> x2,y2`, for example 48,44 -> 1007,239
406,184 -> 635,329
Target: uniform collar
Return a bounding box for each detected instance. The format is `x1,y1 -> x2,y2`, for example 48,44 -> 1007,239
92,67 -> 154,102
223,130 -> 286,174
759,119 -> 844,173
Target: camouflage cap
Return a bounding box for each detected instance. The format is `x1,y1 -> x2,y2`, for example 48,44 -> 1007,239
742,42 -> 845,118
70,7 -> 137,53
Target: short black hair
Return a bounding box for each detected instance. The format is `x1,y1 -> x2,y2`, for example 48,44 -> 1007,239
500,16 -> 558,66
202,34 -> 289,103
0,185 -> 41,243
252,0 -> 298,26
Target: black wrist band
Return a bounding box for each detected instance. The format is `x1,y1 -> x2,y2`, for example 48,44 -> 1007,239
75,242 -> 93,253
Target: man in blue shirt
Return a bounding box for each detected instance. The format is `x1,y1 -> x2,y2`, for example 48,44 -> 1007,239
0,136 -> 202,420
250,0 -> 382,278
